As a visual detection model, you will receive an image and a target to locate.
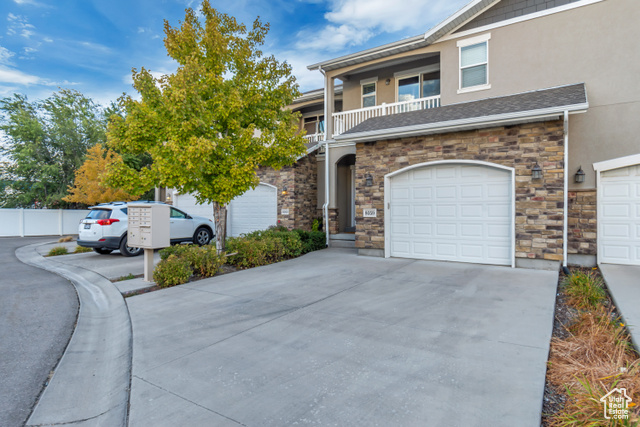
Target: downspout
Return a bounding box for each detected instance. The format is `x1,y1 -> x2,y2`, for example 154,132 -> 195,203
563,111 -> 569,269
319,66 -> 330,247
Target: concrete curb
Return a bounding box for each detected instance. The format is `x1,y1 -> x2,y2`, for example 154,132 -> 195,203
16,243 -> 131,426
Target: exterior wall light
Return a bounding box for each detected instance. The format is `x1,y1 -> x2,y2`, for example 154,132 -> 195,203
385,79 -> 391,85
575,166 -> 585,183
365,174 -> 373,187
281,186 -> 288,195
532,162 -> 543,180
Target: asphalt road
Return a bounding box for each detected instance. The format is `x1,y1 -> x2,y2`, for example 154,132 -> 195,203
0,237 -> 79,427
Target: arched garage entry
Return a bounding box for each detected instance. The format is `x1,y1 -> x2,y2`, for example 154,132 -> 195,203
384,161 -> 515,266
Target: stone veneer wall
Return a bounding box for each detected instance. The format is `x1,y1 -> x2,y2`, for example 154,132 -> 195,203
256,152 -> 318,230
568,189 -> 597,255
355,120 -> 566,261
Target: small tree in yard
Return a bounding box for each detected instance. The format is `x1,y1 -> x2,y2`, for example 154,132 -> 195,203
63,144 -> 139,205
106,1 -> 306,251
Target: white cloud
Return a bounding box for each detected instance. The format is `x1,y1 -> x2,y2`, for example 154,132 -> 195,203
0,67 -> 40,85
12,0 -> 51,7
295,0 -> 468,53
0,46 -> 16,65
295,24 -> 373,52
325,0 -> 465,33
7,13 -> 36,39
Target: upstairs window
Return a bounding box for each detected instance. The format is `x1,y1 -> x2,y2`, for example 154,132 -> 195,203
361,77 -> 377,108
458,33 -> 491,93
394,67 -> 441,103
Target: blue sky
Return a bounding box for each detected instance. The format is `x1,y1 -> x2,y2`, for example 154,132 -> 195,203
0,0 -> 469,106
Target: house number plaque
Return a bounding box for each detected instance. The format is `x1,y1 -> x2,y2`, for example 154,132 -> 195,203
363,208 -> 377,218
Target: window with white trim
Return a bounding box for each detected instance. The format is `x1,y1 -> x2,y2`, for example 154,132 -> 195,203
457,33 -> 491,93
361,77 -> 377,108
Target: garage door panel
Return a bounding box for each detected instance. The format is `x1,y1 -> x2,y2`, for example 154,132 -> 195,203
600,163 -> 640,265
391,204 -> 410,217
436,186 -> 457,198
390,163 -> 512,266
461,223 -> 483,237
412,205 -> 432,218
461,204 -> 483,218
228,184 -> 277,237
488,203 -> 510,218
412,187 -> 433,199
392,188 -> 411,200
603,204 -> 629,217
488,183 -> 510,198
461,185 -> 483,198
413,223 -> 432,236
461,244 -> 483,258
436,205 -> 456,218
413,169 -> 433,180
435,242 -> 457,257
488,224 -> 511,238
436,167 -> 456,179
391,222 -> 411,234
435,223 -> 456,237
602,183 -> 630,198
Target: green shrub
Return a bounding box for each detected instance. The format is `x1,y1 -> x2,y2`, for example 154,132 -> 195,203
292,229 -> 326,254
73,246 -> 92,254
153,255 -> 193,288
47,246 -> 69,256
190,246 -> 226,278
226,236 -> 279,268
226,227 -> 325,268
159,244 -> 195,260
562,270 -> 607,311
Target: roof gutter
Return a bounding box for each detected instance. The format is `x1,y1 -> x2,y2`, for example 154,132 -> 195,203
334,103 -> 589,144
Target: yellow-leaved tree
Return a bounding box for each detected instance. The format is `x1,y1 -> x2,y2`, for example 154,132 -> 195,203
64,144 -> 138,205
105,1 -> 306,251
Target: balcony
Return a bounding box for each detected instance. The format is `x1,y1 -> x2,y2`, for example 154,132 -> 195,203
332,95 -> 441,137
303,133 -> 325,145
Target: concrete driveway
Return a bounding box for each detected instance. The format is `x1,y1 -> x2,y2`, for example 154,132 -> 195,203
127,248 -> 558,427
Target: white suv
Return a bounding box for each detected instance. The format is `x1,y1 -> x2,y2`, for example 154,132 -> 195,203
77,201 -> 215,256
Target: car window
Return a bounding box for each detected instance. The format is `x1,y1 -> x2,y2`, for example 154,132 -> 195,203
170,208 -> 187,219
86,209 -> 111,220
120,208 -> 128,215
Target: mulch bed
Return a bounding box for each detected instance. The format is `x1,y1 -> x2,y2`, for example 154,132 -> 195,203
541,266 -> 631,426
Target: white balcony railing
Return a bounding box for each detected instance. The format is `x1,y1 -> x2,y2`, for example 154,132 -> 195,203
332,95 -> 441,137
303,133 -> 325,144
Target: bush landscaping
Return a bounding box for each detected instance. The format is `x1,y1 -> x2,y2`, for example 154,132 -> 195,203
152,227 -> 326,287
226,226 -> 325,268
154,244 -> 227,288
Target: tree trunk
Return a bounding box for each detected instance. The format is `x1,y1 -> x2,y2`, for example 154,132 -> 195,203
213,201 -> 227,253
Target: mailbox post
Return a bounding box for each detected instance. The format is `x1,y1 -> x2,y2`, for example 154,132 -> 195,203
128,203 -> 170,282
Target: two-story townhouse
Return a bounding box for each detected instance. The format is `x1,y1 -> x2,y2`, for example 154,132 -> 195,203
295,0 -> 638,269
173,0 -> 638,270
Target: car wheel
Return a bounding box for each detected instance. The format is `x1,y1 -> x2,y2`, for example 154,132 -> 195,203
93,248 -> 113,255
119,236 -> 143,257
193,227 -> 212,246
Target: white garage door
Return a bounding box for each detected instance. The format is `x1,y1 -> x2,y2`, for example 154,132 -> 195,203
173,193 -> 214,221
599,164 -> 640,265
228,184 -> 277,237
389,163 -> 512,265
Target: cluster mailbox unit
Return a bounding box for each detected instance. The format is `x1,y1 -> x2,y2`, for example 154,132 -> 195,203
128,203 -> 170,281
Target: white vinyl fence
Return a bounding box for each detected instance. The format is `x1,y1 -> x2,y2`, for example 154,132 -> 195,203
0,209 -> 90,237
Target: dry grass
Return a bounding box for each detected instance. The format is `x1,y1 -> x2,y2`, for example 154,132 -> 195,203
58,236 -> 74,243
546,290 -> 640,426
